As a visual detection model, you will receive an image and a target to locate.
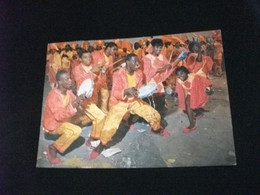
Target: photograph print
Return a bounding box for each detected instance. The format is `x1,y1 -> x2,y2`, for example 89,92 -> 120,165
36,29 -> 236,168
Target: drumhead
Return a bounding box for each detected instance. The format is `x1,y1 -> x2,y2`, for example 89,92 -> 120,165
138,83 -> 157,98
77,78 -> 94,98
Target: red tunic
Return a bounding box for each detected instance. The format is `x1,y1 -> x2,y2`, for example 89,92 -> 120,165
176,73 -> 212,110
143,53 -> 175,93
71,63 -> 97,89
91,50 -> 114,89
109,68 -> 144,108
71,63 -> 98,105
43,89 -> 77,131
185,53 -> 213,77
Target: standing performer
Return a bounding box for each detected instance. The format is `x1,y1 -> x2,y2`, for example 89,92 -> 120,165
186,41 -> 213,78
71,50 -> 106,148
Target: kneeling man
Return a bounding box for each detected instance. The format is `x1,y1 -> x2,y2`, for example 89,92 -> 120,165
42,70 -> 85,165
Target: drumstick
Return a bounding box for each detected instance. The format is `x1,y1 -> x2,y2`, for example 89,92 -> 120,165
108,57 -> 125,72
168,49 -> 174,63
111,66 -> 122,72
103,57 -> 124,71
111,57 -> 124,66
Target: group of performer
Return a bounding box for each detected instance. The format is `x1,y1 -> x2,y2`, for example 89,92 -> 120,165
42,31 -> 223,165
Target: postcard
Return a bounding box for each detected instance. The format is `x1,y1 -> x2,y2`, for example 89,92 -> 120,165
36,30 -> 236,168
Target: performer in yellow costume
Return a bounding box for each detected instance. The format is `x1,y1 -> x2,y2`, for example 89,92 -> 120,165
89,54 -> 171,159
71,50 -> 106,148
91,42 -> 118,114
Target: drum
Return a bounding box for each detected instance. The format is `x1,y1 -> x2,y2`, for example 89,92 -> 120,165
77,78 -> 94,98
138,83 -> 157,99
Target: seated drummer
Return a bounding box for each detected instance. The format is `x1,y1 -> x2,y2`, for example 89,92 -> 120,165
89,54 -> 170,160
71,49 -> 106,149
42,70 -> 86,165
142,38 -> 186,128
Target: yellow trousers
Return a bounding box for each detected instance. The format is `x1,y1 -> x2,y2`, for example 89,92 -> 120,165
70,112 -> 92,126
99,87 -> 110,114
100,99 -> 161,145
48,122 -> 82,153
84,103 -> 106,139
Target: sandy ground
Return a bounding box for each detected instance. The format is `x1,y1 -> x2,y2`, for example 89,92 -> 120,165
36,70 -> 236,169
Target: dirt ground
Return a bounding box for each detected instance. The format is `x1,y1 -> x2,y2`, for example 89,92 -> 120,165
36,69 -> 236,169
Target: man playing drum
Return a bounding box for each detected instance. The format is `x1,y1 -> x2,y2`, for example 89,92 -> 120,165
71,49 -> 106,149
89,54 -> 170,159
42,70 -> 85,165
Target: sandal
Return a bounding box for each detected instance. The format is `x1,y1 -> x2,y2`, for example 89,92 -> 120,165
45,146 -> 62,165
129,124 -> 136,131
151,129 -> 171,137
159,129 -> 171,137
85,140 -> 95,150
89,150 -> 100,160
182,126 -> 197,133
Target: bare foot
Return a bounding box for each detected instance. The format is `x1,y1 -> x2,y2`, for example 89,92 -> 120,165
151,128 -> 171,137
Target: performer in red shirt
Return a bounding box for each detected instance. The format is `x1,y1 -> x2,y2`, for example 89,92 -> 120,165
42,70 -> 85,165
90,54 -> 171,159
91,42 -> 118,114
71,50 -> 106,148
175,66 -> 214,133
186,41 -> 213,78
142,38 -> 185,128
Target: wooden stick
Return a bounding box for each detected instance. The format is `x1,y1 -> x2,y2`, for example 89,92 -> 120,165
168,49 -> 174,63
111,57 -> 124,66
103,57 -> 125,73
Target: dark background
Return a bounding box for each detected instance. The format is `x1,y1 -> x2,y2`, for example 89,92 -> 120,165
0,1 -> 259,194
